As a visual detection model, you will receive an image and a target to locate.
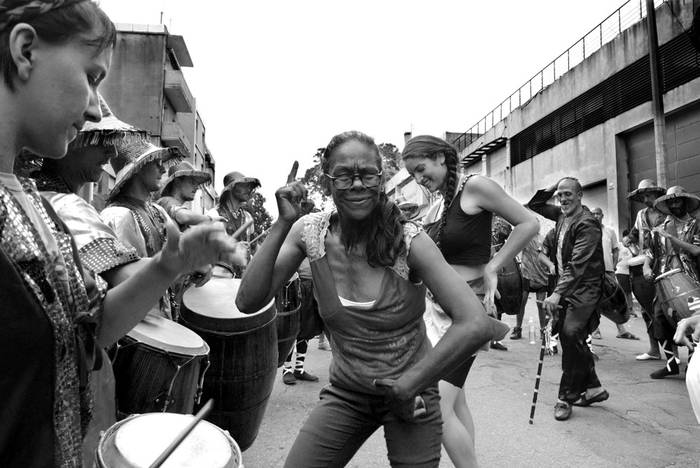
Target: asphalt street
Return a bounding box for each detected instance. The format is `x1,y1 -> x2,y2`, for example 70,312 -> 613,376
242,295 -> 700,467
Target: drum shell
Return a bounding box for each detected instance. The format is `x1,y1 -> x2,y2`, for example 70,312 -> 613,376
111,337 -> 208,416
495,258 -> 525,316
180,280 -> 278,452
95,413 -> 242,468
655,270 -> 700,325
275,278 -> 301,366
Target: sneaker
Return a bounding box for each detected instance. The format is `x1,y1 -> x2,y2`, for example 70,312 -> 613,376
592,329 -> 602,340
554,401 -> 572,421
650,359 -> 680,379
616,332 -> 639,340
510,327 -> 522,340
282,371 -> 296,385
636,352 -> 661,361
490,341 -> 508,351
573,389 -> 609,407
293,370 -> 319,382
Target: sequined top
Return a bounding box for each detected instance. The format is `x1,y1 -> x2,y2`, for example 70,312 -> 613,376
35,172 -> 140,275
0,175 -> 106,467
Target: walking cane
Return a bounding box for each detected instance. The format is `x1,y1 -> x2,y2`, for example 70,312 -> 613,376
528,321 -> 547,425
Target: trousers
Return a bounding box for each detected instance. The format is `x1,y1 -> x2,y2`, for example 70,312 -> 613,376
284,384 -> 442,468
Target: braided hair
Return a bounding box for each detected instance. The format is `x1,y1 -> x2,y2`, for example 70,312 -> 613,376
322,130 -> 406,268
402,135 -> 460,248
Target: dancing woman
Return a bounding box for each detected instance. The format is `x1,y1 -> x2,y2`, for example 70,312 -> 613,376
237,130 -> 507,467
0,3 -> 235,465
402,135 -> 538,468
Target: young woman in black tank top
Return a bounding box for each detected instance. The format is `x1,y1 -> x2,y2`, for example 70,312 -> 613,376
404,135 -> 538,468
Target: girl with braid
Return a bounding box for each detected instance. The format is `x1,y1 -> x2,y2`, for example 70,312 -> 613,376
403,135 -> 538,468
237,130 -> 508,467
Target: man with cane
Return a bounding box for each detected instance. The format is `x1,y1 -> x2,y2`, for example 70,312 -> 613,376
527,177 -> 608,421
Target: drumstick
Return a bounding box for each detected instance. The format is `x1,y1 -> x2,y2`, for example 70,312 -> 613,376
535,300 -> 562,309
529,322 -> 548,425
249,227 -> 271,245
149,399 -> 214,468
231,219 -> 254,240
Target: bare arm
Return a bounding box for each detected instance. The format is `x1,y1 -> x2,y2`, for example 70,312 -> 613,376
385,232 -> 494,398
98,221 -> 240,346
236,182 -> 307,313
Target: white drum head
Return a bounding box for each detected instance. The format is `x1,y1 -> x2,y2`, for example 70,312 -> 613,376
114,413 -> 239,468
127,315 -> 208,356
183,277 -> 274,319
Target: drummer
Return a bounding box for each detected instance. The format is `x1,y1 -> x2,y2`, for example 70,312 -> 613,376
158,161 -> 225,230
207,170 -> 259,274
101,139 -> 184,320
0,3 -> 237,465
645,186 -> 700,378
627,179 -> 667,362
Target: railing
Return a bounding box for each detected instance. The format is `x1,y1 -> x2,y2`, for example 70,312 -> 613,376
452,0 -> 666,153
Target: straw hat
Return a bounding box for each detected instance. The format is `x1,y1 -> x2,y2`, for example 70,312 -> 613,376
160,161 -> 211,196
14,93 -> 147,177
108,139 -> 183,199
627,179 -> 666,202
73,93 -> 147,148
221,171 -> 261,196
653,186 -> 700,215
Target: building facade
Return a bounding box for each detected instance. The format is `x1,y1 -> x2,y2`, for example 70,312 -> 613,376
90,23 -> 217,212
454,0 -> 700,236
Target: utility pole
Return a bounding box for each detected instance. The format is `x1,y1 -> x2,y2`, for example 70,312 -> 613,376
646,0 -> 668,187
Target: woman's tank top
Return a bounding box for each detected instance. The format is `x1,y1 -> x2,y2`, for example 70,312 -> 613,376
425,175 -> 492,266
301,211 -> 430,394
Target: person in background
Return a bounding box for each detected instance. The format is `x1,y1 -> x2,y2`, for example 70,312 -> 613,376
101,139 -> 182,320
158,160 -> 224,230
403,135 -> 538,467
646,186 -> 700,379
615,229 -> 637,319
237,130 -> 507,467
627,179 -> 666,362
528,177 -> 608,421
590,207 -> 638,340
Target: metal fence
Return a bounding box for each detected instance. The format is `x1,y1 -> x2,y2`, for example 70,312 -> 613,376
452,0 -> 666,154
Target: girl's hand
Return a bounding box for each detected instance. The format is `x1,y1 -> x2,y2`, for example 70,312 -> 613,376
482,264 -> 499,317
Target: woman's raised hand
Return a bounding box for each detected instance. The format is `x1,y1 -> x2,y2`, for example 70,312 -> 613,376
276,161 -> 308,223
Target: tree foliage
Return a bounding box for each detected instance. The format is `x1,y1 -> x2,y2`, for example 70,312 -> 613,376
243,191 -> 272,240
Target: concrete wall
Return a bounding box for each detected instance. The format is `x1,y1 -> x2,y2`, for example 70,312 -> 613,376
101,32 -> 166,137
459,0 -> 700,237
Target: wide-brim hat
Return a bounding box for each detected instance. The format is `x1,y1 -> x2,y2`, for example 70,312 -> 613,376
14,93 -> 147,177
654,186 -> 700,215
627,179 -> 666,202
221,171 -> 261,195
109,139 -> 183,199
73,93 -> 147,148
160,161 -> 211,196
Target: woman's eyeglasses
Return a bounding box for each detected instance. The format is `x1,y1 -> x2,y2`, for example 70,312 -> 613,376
325,171 -> 383,190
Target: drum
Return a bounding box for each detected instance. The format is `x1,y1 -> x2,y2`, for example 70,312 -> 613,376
598,272 -> 629,324
654,268 -> 700,325
96,412 -> 242,468
495,258 -> 525,316
181,276 -> 277,452
275,273 -> 301,367
111,315 -> 210,416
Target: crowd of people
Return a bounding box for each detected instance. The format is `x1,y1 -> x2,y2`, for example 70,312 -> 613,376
0,1 -> 698,468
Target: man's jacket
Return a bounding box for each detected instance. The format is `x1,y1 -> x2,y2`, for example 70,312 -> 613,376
527,189 -> 605,302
